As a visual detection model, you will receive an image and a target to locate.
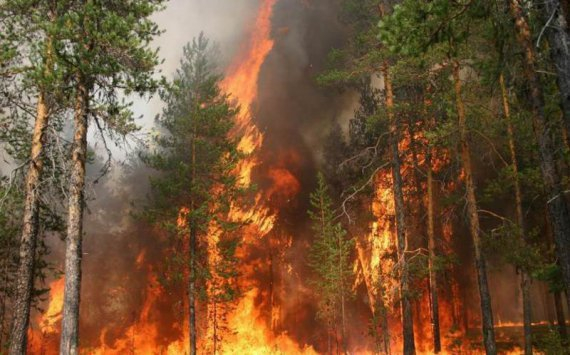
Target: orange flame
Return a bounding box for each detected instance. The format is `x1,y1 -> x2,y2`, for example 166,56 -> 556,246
40,278 -> 65,334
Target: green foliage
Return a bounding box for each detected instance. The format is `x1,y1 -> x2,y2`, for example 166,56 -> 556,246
143,34 -> 244,307
534,263 -> 566,294
60,0 -> 166,140
307,173 -> 354,327
378,0 -> 484,58
536,328 -> 570,355
484,223 -> 545,273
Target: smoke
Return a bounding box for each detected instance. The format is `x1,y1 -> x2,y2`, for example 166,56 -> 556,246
33,0 -> 355,351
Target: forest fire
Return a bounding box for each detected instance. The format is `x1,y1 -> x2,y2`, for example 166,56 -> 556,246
14,0 -> 569,354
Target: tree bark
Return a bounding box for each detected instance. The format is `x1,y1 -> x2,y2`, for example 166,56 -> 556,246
9,90 -> 50,355
500,74 -> 533,355
509,0 -> 570,312
60,79 -> 89,355
189,223 -> 197,355
554,290 -> 568,340
423,85 -> 442,354
377,277 -> 391,355
542,0 -> 570,139
426,148 -> 442,354
338,232 -> 347,354
452,61 -> 497,355
561,0 -> 570,25
383,62 -> 416,355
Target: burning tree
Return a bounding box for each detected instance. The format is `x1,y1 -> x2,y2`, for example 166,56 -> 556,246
143,34 -> 244,355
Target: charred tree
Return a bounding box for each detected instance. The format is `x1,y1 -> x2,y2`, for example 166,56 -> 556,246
508,0 -> 570,311
452,60 -> 497,355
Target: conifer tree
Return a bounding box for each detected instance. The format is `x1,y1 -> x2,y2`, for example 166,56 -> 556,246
0,2 -> 71,353
143,34 -> 243,355
379,2 -> 498,353
307,173 -> 354,354
507,0 -> 570,312
56,1 -> 165,352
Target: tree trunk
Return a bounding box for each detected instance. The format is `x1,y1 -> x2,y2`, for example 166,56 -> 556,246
554,290 -> 568,340
561,0 -> 570,24
189,223 -> 197,355
9,90 -> 50,355
338,232 -> 347,354
500,74 -> 533,354
542,0 -> 570,135
383,62 -> 416,355
60,79 -> 89,355
509,0 -> 570,311
189,127 -> 197,355
423,85 -> 442,354
376,277 -> 391,355
426,154 -> 442,353
452,61 -> 497,355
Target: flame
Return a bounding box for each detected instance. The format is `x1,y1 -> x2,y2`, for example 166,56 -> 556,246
28,1 -> 536,353
27,278 -> 65,354
40,278 -> 65,334
214,0 -> 316,352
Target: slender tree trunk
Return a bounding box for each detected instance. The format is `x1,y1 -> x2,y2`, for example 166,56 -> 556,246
9,31 -> 56,354
423,86 -> 442,354
452,61 -> 497,355
542,0 -> 570,134
189,223 -> 197,355
383,62 -> 416,355
426,155 -> 441,353
561,0 -> 570,24
338,232 -> 347,354
554,290 -> 568,340
9,90 -> 50,355
376,277 -> 391,355
60,79 -> 89,355
188,122 -> 197,355
500,74 -> 533,354
509,0 -> 570,311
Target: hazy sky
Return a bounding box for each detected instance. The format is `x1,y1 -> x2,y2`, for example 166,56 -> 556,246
133,0 -> 258,113
125,0 -> 260,158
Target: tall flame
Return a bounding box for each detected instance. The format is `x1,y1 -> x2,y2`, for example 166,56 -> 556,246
217,0 -> 315,353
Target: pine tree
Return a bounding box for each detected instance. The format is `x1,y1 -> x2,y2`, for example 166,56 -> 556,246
379,2 -> 499,353
307,173 -> 354,354
0,2 -> 72,353
507,0 -> 570,313
143,34 -> 243,355
56,1 -> 165,352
